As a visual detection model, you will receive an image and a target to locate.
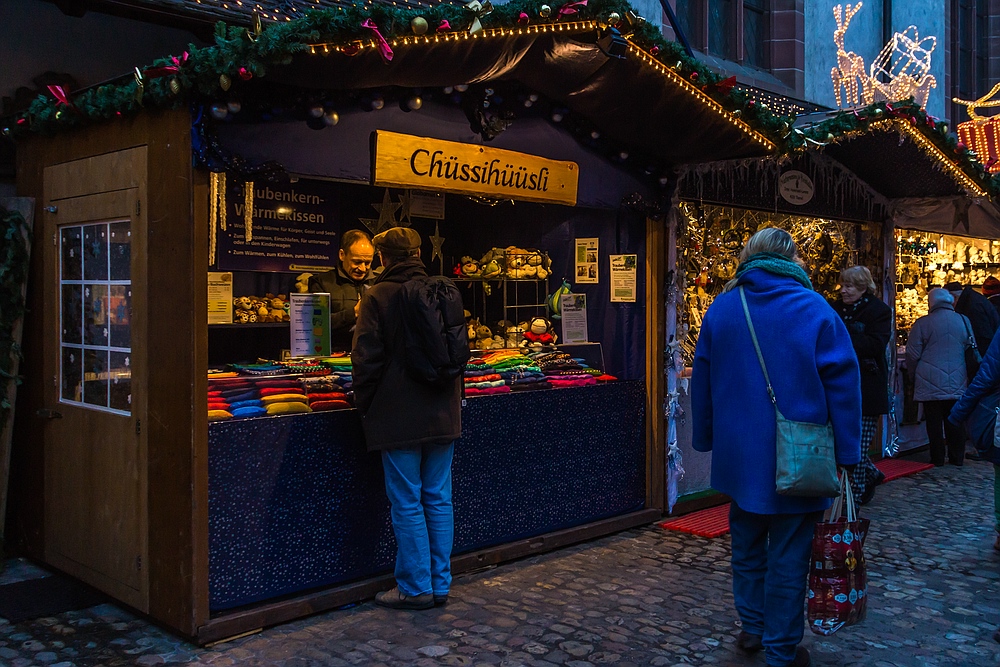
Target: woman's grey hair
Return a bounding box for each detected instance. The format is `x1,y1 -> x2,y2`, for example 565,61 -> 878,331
724,228 -> 802,292
739,227 -> 800,263
840,266 -> 877,294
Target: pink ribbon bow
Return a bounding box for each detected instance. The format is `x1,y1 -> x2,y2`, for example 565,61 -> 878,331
362,20 -> 394,63
47,85 -> 73,107
558,0 -> 588,17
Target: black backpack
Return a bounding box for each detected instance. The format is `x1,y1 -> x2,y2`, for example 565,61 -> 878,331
400,275 -> 471,386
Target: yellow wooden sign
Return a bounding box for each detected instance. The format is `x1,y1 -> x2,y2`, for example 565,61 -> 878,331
372,130 -> 579,206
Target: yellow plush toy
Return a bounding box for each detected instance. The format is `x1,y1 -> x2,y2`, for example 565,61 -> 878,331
295,273 -> 313,293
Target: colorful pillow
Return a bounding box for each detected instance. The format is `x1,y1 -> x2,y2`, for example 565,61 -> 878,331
231,406 -> 268,418
265,402 -> 313,415
208,410 -> 233,421
261,393 -> 309,406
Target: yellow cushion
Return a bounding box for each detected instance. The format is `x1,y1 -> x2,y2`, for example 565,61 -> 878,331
208,410 -> 233,421
266,402 -> 313,415
261,393 -> 309,406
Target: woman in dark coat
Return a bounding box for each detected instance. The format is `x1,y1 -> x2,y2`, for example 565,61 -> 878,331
831,266 -> 891,505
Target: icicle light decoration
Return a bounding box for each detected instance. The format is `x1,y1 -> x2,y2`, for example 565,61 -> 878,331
244,181 -> 254,242
208,171 -> 228,266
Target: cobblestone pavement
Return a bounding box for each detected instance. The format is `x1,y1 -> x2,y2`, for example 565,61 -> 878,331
2,454 -> 999,667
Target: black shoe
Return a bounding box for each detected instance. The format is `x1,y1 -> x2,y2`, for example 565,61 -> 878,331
859,484 -> 877,505
790,646 -> 811,667
967,452 -> 983,461
770,646 -> 810,667
374,587 -> 433,610
873,470 -> 886,486
736,631 -> 763,654
433,594 -> 449,607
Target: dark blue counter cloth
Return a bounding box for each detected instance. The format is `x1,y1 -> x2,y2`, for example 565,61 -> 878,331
208,381 -> 646,610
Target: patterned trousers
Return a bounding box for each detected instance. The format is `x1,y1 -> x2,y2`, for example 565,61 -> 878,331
850,416 -> 882,506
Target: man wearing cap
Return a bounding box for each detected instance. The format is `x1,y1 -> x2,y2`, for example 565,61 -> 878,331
352,226 -> 462,611
308,229 -> 375,351
945,281 -> 1000,353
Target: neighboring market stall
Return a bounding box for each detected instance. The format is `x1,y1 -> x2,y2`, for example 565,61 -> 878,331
5,0 -> 783,642
664,102 -> 1000,502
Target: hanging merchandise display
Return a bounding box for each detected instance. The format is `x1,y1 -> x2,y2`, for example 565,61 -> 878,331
894,229 -> 1000,342
675,203 -> 883,366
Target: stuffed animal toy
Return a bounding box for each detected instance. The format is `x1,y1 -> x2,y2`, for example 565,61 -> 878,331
474,322 -> 496,349
460,256 -> 481,277
467,317 -> 480,346
295,273 -> 313,293
521,316 -> 556,348
480,254 -> 503,279
505,323 -> 525,348
269,295 -> 290,322
233,296 -> 255,323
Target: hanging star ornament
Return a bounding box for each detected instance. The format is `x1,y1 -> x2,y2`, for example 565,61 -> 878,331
360,188 -> 404,234
430,221 -> 445,262
397,190 -> 413,223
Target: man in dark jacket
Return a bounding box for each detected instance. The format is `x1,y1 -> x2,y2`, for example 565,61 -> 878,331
308,229 -> 375,350
945,281 -> 1000,354
984,276 -> 1000,317
353,226 -> 462,611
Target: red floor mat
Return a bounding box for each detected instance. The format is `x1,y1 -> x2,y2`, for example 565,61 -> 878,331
657,502 -> 731,538
874,458 -> 935,482
660,458 -> 935,538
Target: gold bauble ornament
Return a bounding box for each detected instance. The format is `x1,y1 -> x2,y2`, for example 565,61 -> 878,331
732,109 -> 742,118
219,74 -> 232,92
539,4 -> 552,17
873,107 -> 884,119
411,16 -> 429,35
169,77 -> 181,96
607,12 -> 621,24
825,133 -> 836,143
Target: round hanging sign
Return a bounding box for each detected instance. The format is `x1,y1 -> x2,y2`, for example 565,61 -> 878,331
778,170 -> 815,205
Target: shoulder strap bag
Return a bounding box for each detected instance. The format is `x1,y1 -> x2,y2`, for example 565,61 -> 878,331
740,287 -> 841,497
961,315 -> 982,381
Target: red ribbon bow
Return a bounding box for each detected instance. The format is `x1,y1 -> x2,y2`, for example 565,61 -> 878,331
47,85 -> 73,108
361,20 -> 394,63
145,52 -> 189,79
437,19 -> 452,31
708,75 -> 737,95
558,0 -> 588,17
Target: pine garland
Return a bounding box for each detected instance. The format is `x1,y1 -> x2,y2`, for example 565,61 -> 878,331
0,206 -> 30,438
2,0 -> 992,195
2,0 -> 790,141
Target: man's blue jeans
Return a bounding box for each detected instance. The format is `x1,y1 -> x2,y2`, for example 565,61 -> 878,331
381,442 -> 455,597
729,503 -> 823,667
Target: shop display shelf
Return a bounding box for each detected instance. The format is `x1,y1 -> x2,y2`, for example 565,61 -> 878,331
209,322 -> 290,329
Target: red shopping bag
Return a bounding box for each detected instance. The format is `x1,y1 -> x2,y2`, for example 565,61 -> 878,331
807,473 -> 870,635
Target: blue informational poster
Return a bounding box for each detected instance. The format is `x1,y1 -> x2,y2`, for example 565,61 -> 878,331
217,179 -> 342,273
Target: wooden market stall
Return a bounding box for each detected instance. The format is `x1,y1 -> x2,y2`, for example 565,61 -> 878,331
7,0 -> 779,642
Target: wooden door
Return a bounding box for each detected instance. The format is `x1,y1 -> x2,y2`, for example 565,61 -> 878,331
40,149 -> 148,612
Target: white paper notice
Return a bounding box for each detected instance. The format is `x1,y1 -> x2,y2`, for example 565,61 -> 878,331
289,293 -> 332,357
559,293 -> 589,343
208,272 -> 234,324
575,237 -> 599,283
609,254 -> 637,303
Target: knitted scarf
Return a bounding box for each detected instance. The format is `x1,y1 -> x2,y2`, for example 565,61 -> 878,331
728,252 -> 812,291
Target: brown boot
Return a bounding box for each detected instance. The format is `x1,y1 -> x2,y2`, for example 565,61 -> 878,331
374,586 -> 433,610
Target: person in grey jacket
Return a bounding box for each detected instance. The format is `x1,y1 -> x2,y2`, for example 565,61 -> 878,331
906,288 -> 971,466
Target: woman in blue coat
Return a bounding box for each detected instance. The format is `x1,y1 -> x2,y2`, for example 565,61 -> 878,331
691,228 -> 862,667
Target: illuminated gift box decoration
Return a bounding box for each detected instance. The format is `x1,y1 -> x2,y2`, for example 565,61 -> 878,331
955,83 -> 1000,173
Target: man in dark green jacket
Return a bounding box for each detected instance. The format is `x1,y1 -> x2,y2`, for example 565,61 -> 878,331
308,229 -> 375,351
353,227 -> 462,612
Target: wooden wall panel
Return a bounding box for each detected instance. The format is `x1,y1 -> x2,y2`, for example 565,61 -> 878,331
13,109 -> 203,635
645,217 -> 666,511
